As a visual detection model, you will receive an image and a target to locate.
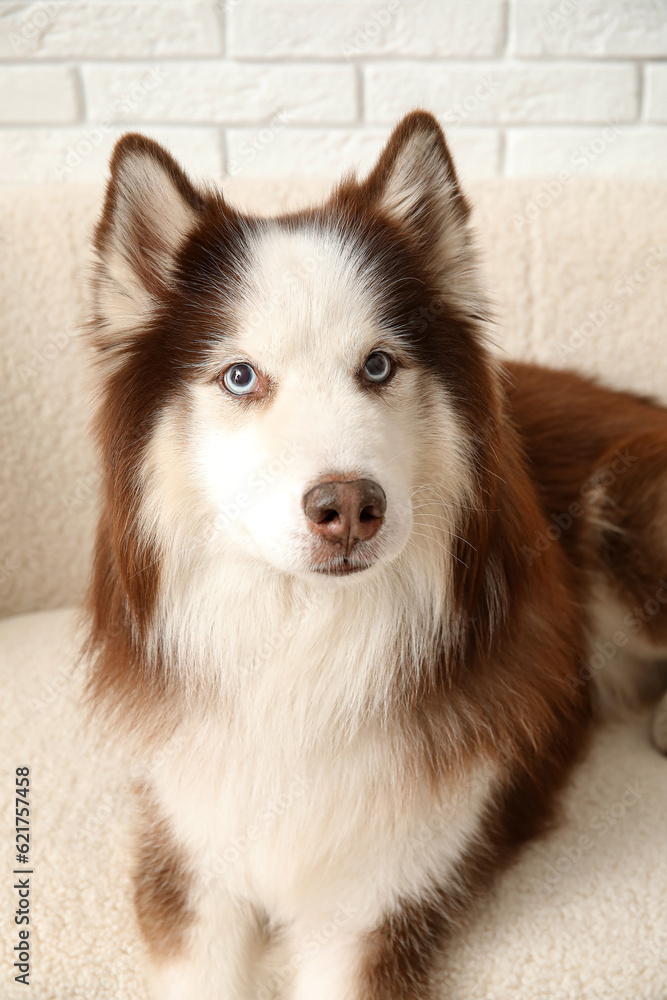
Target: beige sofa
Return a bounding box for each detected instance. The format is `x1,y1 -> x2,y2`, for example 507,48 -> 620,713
1,176 -> 666,999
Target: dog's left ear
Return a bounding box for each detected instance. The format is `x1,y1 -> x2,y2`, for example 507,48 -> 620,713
358,110 -> 470,245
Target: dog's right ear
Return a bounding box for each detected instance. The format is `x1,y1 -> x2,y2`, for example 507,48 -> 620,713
343,112 -> 479,313
356,111 -> 470,244
91,133 -> 207,352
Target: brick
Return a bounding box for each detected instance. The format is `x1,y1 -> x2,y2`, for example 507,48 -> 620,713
225,126 -> 500,179
83,62 -> 356,124
511,0 -> 667,57
506,127 -> 667,177
228,0 -> 504,58
226,127 -> 388,178
0,126 -> 222,185
0,2 -> 222,59
645,65 -> 667,123
0,66 -> 78,123
446,128 -> 502,178
365,62 -> 638,125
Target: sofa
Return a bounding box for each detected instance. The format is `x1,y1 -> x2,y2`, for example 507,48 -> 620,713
1,174 -> 666,999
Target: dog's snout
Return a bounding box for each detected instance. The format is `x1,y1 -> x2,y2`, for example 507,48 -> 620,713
303,479 -> 386,551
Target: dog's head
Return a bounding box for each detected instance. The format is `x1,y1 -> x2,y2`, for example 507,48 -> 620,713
90,112 -> 500,612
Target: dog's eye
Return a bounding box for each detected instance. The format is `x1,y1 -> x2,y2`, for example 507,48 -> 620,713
222,363 -> 258,396
363,351 -> 392,384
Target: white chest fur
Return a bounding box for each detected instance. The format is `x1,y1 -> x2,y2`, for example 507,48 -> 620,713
150,699 -> 496,931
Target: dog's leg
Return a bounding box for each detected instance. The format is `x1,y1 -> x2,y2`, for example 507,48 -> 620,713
288,896 -> 446,1000
135,812 -> 262,1000
140,894 -> 262,1000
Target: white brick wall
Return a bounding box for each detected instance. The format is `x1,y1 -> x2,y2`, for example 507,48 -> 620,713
0,0 -> 665,186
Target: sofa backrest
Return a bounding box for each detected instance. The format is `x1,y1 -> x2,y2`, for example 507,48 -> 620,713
1,178 -> 666,618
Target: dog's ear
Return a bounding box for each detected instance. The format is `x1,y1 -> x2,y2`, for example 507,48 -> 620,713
358,110 -> 470,244
352,111 -> 482,316
91,133 -> 207,351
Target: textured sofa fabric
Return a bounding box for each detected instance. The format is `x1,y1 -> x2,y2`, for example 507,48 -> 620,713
2,178 -> 667,621
0,178 -> 666,998
1,609 -> 666,1000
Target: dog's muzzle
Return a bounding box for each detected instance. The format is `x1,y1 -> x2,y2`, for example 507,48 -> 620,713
303,478 -> 386,566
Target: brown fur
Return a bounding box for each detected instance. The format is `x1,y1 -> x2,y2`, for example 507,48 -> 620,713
506,361 -> 667,648
134,797 -> 195,960
84,113 -> 667,998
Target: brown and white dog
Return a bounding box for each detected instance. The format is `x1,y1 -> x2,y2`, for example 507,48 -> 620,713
85,111 -> 667,999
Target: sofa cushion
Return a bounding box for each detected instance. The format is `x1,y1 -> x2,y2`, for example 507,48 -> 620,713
0,608 -> 665,998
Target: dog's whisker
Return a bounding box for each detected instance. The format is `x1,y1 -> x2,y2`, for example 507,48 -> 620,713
408,529 -> 470,568
411,519 -> 476,550
409,484 -> 489,513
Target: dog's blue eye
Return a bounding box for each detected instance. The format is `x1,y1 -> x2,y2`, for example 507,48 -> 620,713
363,352 -> 392,383
223,363 -> 258,396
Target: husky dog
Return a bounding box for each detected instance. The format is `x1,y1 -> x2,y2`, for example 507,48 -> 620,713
85,111 -> 667,999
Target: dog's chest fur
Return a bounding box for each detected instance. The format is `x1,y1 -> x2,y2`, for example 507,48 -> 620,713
151,684 -> 496,925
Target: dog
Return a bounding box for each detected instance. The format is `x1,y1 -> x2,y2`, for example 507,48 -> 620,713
84,110 -> 667,999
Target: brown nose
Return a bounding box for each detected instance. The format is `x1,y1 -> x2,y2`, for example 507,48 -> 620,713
303,478 -> 386,553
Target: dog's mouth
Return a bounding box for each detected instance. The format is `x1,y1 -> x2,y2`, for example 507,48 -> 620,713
310,556 -> 375,577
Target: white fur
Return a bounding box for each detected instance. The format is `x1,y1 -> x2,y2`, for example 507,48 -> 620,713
96,137 -> 497,1000
129,223 -> 491,998
146,711 -> 496,999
